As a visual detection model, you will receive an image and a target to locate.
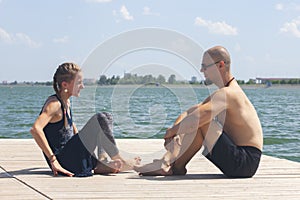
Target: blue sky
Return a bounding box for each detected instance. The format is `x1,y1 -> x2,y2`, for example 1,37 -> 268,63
0,0 -> 300,82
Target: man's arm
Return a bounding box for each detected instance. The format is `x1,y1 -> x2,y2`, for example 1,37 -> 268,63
173,104 -> 200,125
164,90 -> 227,139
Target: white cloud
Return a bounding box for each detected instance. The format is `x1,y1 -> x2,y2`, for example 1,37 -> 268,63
120,5 -> 133,20
275,3 -> 284,11
0,27 -> 13,43
85,0 -> 112,3
53,36 -> 69,44
280,17 -> 300,37
0,27 -> 41,48
275,3 -> 300,11
142,6 -> 160,16
15,33 -> 41,48
194,17 -> 238,36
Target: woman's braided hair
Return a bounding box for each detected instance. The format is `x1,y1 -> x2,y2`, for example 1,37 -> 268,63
53,62 -> 81,97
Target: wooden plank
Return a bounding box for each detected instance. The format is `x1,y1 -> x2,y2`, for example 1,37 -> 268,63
0,168 -> 48,199
0,139 -> 300,200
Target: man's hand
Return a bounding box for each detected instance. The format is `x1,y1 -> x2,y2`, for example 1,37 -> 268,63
164,137 -> 173,151
164,126 -> 178,139
164,135 -> 181,151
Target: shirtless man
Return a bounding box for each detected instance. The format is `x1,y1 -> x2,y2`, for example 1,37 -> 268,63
134,46 -> 263,178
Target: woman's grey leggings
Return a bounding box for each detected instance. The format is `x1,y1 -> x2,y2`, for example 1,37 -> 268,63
78,112 -> 119,159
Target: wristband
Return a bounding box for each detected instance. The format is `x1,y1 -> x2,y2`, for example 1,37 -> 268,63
49,154 -> 56,163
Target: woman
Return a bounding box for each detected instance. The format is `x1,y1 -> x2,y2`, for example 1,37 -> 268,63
30,62 -> 137,177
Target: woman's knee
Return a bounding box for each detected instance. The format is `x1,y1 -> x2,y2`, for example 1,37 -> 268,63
95,112 -> 115,140
96,112 -> 112,125
96,112 -> 112,120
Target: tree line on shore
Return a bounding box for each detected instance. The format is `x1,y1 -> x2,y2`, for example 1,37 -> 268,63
97,75 -> 300,85
2,74 -> 300,86
97,74 -> 183,85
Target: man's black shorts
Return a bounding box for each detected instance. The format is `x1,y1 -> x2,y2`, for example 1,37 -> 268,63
204,131 -> 262,178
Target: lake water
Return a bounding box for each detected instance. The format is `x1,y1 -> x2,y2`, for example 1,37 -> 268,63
0,85 -> 299,162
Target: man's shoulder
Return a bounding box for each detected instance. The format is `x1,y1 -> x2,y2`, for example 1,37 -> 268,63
221,84 -> 244,96
211,87 -> 229,97
211,85 -> 246,104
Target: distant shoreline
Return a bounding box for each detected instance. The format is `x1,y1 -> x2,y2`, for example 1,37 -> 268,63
1,83 -> 300,89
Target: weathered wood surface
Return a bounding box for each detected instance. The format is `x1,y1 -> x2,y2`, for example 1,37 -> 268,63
0,139 -> 299,199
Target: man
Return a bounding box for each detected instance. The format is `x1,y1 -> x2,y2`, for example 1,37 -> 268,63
134,46 -> 263,178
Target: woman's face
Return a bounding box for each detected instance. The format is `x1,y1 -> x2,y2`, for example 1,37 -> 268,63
69,72 -> 84,97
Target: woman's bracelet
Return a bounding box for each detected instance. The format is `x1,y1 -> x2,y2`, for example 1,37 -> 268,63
49,154 -> 57,163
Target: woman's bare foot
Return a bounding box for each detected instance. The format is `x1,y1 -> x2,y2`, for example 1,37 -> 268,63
111,154 -> 142,172
94,159 -> 122,175
119,157 -> 142,171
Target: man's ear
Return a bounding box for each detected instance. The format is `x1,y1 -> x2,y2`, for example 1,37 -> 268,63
219,60 -> 225,68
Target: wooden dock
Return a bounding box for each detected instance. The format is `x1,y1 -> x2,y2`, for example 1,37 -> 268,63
1,139 -> 300,200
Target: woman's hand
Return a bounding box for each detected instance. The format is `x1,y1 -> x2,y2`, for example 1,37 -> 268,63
50,159 -> 74,177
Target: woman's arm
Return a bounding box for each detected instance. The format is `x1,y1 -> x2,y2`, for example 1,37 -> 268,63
30,101 -> 59,159
30,100 -> 74,177
73,123 -> 79,134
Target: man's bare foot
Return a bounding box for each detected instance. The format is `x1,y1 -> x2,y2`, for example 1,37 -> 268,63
94,159 -> 122,175
134,159 -> 172,176
134,159 -> 187,176
171,165 -> 187,176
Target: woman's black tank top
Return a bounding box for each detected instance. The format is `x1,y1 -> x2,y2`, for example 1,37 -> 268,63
41,94 -> 74,155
